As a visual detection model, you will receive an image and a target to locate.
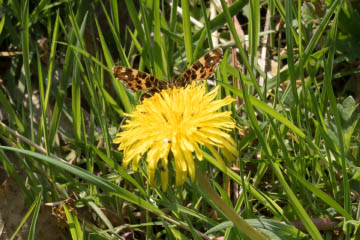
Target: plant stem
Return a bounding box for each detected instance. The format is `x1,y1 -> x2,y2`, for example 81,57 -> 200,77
196,171 -> 268,240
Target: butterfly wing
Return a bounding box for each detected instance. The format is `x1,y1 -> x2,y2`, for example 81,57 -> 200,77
112,66 -> 168,92
174,48 -> 223,88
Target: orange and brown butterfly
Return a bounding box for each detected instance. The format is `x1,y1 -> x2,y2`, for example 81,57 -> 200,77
112,48 -> 223,99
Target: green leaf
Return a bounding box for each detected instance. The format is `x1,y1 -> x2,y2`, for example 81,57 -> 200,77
207,219 -> 308,239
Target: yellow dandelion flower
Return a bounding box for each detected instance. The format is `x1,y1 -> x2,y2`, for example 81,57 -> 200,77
113,83 -> 237,190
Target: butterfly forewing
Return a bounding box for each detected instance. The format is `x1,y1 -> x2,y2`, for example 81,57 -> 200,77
173,48 -> 223,88
112,66 -> 168,92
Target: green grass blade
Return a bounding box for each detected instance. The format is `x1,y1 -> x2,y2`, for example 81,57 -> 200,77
124,0 -> 146,44
197,172 -> 268,239
68,10 -> 87,144
299,0 -> 341,73
237,71 -> 323,239
192,0 -> 248,42
181,0 -> 193,63
248,0 -> 260,68
0,89 -> 24,132
0,14 -> 5,34
167,0 -> 178,72
29,0 -> 50,24
40,10 -> 60,152
284,0 -> 298,103
27,191 -> 42,240
35,44 -> 49,153
48,3 -> 88,147
94,16 -> 132,113
323,2 -> 351,236
219,0 -> 262,99
109,0 -> 119,33
153,0 -> 164,79
9,187 -> 38,240
20,0 -> 34,141
288,168 -> 351,219
64,204 -> 82,240
219,81 -> 306,139
100,0 -> 129,66
199,0 -> 213,49
0,146 -> 165,216
90,145 -> 146,196
202,151 -> 287,219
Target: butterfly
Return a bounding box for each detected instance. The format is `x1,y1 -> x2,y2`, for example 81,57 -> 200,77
112,48 -> 223,99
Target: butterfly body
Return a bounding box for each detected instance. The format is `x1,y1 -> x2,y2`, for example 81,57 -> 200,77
112,48 -> 223,98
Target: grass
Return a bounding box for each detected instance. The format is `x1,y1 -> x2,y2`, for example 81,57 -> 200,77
0,0 -> 359,239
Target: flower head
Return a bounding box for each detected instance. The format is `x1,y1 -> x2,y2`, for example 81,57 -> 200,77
113,83 -> 237,190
